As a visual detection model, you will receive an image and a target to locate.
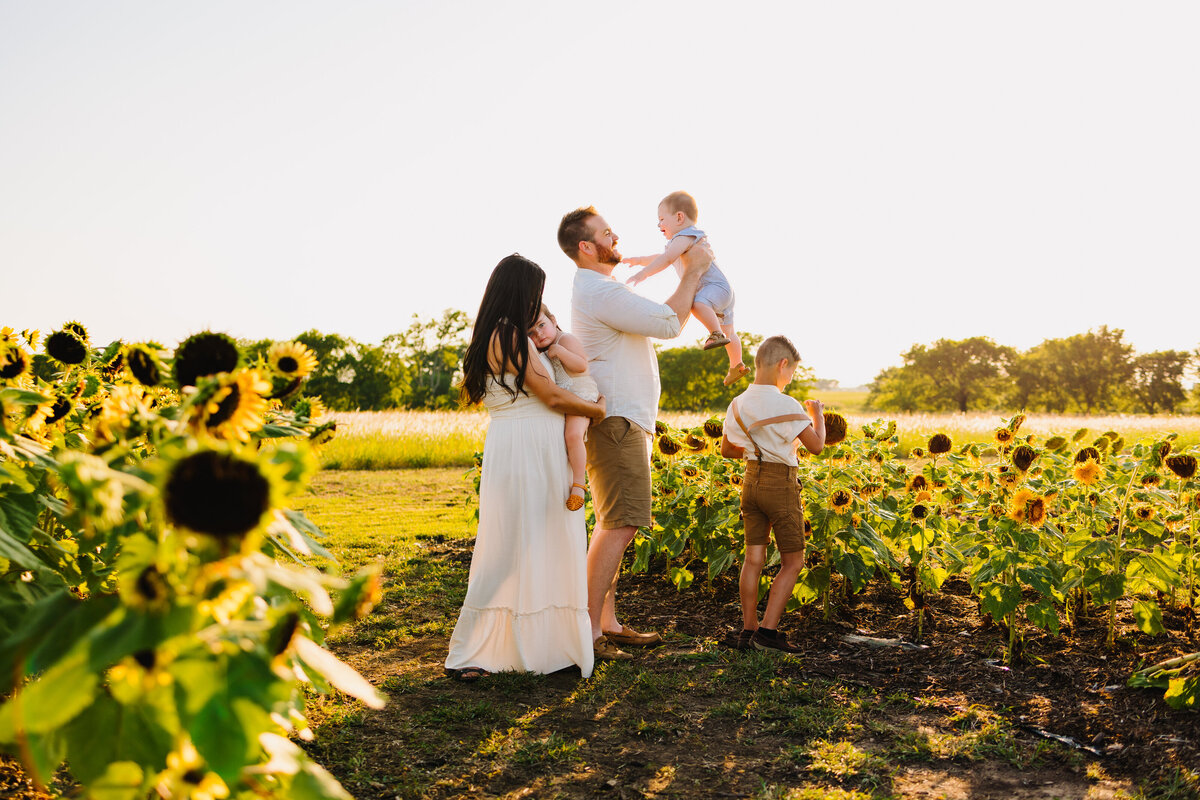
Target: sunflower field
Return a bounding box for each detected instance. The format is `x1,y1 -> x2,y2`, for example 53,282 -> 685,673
642,412 -> 1200,706
0,323 -> 379,799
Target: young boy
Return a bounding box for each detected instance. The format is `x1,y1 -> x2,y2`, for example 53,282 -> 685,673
623,191 -> 748,386
720,336 -> 826,653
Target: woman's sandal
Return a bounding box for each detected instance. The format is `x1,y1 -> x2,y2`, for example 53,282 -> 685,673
445,666 -> 490,683
566,482 -> 587,511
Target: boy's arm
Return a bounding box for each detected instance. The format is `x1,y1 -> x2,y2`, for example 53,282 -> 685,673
720,433 -> 745,460
625,236 -> 695,286
797,398 -> 826,455
546,333 -> 589,374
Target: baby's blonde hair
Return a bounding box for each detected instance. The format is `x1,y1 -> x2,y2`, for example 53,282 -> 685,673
754,336 -> 800,368
660,191 -> 698,221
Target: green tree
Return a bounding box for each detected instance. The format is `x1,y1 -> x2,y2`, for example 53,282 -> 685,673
1126,350 -> 1192,413
1041,326 -> 1133,413
1007,341 -> 1071,412
657,333 -> 814,411
293,330 -> 407,411
385,309 -> 470,409
868,337 -> 1014,412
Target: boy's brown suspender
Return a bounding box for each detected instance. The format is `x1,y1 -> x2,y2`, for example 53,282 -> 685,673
731,399 -> 810,462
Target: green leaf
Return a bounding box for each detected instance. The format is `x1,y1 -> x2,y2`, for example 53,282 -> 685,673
1090,573 -> 1125,604
292,763 -> 354,800
1025,600 -> 1060,635
1164,675 -> 1200,710
87,761 -> 145,800
192,696 -> 273,785
706,548 -> 735,582
977,583 -> 1021,624
0,645 -> 98,741
669,566 -> 694,592
1131,599 -> 1165,636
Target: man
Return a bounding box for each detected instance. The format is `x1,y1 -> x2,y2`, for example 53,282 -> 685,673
557,206 -> 711,660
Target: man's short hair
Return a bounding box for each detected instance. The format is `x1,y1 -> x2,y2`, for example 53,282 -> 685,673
660,191 -> 698,221
557,206 -> 599,261
755,335 -> 800,368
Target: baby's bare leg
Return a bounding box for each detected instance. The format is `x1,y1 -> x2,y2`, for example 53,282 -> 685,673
691,301 -> 721,334
564,415 -> 589,495
721,322 -> 743,367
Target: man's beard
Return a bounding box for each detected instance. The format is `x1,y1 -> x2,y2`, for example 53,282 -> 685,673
594,241 -> 622,265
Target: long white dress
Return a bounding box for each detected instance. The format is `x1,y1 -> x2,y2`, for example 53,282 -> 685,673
445,356 -> 594,678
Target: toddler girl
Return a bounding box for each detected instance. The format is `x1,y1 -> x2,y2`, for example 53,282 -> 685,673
529,304 -> 598,511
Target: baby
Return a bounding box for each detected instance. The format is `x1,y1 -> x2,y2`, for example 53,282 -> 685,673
624,191 -> 748,386
529,304 -> 598,511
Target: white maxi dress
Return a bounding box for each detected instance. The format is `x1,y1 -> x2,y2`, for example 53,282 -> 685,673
445,357 -> 594,678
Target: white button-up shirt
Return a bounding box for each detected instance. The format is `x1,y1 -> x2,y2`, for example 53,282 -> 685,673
724,384 -> 813,467
571,268 -> 683,434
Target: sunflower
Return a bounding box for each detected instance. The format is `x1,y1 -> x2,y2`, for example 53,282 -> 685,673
657,434 -> 682,456
730,473 -> 743,487
1073,458 -> 1101,486
684,433 -> 708,452
851,513 -> 862,527
292,396 -> 327,422
197,370 -> 271,442
928,433 -> 951,455
108,648 -> 174,698
1011,445 -> 1037,472
126,343 -> 163,387
914,490 -> 932,503
1109,438 -> 1124,456
173,331 -> 240,388
1165,454 -> 1198,480
1155,441 -> 1173,464
994,428 -> 1014,445
823,411 -> 848,446
1134,505 -> 1155,522
654,420 -> 668,435
989,503 -> 1005,517
0,342 -> 29,380
870,450 -> 884,463
997,470 -> 1019,487
1087,492 -> 1101,507
1045,436 -> 1067,451
830,489 -> 852,512
62,321 -> 89,342
267,341 -> 318,379
156,738 -> 230,800
1141,472 -> 1162,488
309,420 -> 336,445
1091,437 -> 1110,455
910,447 -> 925,458
703,418 -> 724,439
1026,496 -> 1047,527
860,483 -> 881,499
932,479 -> 947,489
911,504 -> 929,520
907,474 -> 928,493
681,465 -> 701,479
1075,446 -> 1101,464
121,564 -> 170,611
44,393 -> 73,424
93,385 -> 151,442
45,329 -> 88,365
163,449 -> 276,540
1009,413 -> 1026,432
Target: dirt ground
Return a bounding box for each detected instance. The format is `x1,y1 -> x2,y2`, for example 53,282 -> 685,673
313,539 -> 1199,800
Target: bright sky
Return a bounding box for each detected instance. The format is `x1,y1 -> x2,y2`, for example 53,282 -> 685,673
3,2 -> 1198,386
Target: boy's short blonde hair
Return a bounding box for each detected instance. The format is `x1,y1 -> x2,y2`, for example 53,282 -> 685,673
754,335 -> 800,368
660,191 -> 698,221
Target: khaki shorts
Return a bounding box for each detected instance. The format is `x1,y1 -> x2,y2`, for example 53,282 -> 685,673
585,416 -> 652,530
740,460 -> 805,554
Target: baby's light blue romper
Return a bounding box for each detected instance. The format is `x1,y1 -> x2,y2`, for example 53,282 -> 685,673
672,225 -> 735,327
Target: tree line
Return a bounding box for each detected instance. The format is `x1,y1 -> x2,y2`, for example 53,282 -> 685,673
237,311 -> 814,412
867,326 -> 1199,414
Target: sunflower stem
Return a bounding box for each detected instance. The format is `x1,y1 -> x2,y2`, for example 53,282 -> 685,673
1108,461 -> 1141,648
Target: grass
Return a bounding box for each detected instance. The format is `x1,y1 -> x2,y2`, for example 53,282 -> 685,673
289,468 -> 1200,800
317,408 -> 1200,470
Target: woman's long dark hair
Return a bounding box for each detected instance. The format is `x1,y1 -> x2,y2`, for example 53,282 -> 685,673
460,254 -> 546,405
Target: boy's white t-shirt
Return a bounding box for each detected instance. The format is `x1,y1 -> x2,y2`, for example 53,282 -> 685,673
724,384 -> 812,467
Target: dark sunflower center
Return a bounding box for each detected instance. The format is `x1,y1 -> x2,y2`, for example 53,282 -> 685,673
278,356 -> 299,373
183,769 -> 206,785
136,566 -> 166,601
173,333 -> 239,387
128,349 -> 160,386
132,649 -> 156,669
46,331 -> 88,365
165,451 -> 270,538
207,384 -> 241,428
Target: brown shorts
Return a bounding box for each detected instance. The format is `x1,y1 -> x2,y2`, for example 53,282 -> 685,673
740,460 -> 805,554
585,416 -> 652,530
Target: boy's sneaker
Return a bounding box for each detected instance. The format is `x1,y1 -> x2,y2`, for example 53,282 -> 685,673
752,628 -> 802,654
723,362 -> 751,386
702,331 -> 730,350
734,628 -> 756,650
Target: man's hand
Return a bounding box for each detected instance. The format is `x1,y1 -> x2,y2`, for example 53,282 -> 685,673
590,395 -> 607,423
679,236 -> 714,277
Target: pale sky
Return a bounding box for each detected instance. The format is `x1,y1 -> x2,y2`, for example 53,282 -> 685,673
3,2 -> 1198,386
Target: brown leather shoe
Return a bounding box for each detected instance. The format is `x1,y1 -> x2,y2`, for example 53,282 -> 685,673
593,635 -> 633,661
601,625 -> 662,647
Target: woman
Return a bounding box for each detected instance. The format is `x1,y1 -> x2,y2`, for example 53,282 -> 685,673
445,254 -> 605,681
